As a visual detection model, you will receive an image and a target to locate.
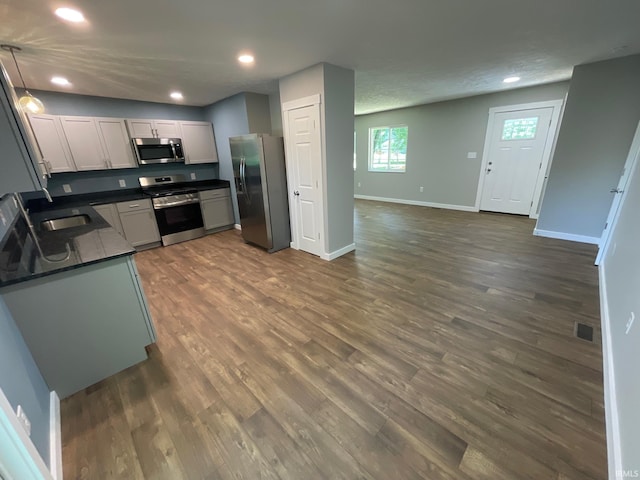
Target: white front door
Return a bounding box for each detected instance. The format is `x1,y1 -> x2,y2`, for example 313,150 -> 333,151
595,121 -> 640,265
480,107 -> 553,215
285,104 -> 323,257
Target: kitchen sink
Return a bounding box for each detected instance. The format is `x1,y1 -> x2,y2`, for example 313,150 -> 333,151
40,214 -> 91,231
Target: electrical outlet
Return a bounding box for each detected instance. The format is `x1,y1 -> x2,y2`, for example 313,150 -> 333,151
357,182 -> 361,188
16,405 -> 31,436
419,186 -> 424,193
626,312 -> 635,335
467,152 -> 478,159
62,184 -> 72,193
190,173 -> 196,180
118,179 -> 126,188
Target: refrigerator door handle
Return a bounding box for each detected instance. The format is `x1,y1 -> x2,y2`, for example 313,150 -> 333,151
240,157 -> 251,204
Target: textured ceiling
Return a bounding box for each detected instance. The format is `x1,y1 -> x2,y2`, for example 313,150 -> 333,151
1,0 -> 640,114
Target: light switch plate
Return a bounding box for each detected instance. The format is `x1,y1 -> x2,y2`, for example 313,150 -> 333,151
467,152 -> 478,159
62,184 -> 72,193
190,173 -> 196,180
118,179 -> 126,188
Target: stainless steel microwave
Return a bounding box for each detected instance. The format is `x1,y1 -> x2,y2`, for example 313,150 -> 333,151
132,138 -> 185,165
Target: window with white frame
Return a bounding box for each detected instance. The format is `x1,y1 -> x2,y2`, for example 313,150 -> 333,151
368,125 -> 408,172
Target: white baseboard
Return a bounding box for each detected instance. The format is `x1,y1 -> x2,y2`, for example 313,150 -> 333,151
234,223 -> 241,231
533,228 -> 600,245
354,194 -> 477,212
49,391 -> 62,480
321,243 -> 356,261
599,265 -> 623,479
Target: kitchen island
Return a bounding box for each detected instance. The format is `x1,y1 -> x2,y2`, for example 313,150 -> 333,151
0,197 -> 156,398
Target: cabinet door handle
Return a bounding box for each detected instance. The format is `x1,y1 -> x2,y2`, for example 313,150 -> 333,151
41,160 -> 52,178
129,204 -> 140,208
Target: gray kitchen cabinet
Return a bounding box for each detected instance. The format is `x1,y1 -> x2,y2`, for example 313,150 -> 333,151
125,118 -> 181,139
200,188 -> 234,230
28,113 -> 77,173
180,121 -> 219,164
116,199 -> 161,247
1,255 -> 156,398
93,203 -> 125,236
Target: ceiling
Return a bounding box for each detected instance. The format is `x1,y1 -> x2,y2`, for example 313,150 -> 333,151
1,0 -> 640,115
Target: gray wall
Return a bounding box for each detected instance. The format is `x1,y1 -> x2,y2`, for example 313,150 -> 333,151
245,93 -> 272,135
204,93 -> 250,223
0,197 -> 51,467
355,82 -> 569,207
537,55 -> 640,238
22,89 -> 206,121
269,92 -> 283,136
323,64 -> 355,252
279,63 -> 356,255
602,149 -> 640,471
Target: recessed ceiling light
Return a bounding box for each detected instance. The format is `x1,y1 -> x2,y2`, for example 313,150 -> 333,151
51,76 -> 71,86
55,7 -> 86,23
503,76 -> 521,84
238,54 -> 255,64
170,91 -> 183,100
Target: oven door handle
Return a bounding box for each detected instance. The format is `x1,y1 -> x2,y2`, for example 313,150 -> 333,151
153,198 -> 200,209
170,143 -> 179,162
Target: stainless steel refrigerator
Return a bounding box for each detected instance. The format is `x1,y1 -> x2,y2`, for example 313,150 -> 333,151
230,134 -> 291,252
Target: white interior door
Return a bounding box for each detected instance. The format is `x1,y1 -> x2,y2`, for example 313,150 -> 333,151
480,107 -> 553,214
285,104 -> 323,257
595,121 -> 640,265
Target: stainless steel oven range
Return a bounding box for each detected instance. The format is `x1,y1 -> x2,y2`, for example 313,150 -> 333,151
139,175 -> 204,246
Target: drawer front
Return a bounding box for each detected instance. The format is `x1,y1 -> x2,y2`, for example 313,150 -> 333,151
116,198 -> 152,213
199,188 -> 230,201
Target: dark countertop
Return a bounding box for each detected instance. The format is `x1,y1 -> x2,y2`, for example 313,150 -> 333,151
25,179 -> 231,212
0,179 -> 231,287
0,204 -> 135,288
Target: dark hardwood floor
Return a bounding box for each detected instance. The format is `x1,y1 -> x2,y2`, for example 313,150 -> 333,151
61,199 -> 606,479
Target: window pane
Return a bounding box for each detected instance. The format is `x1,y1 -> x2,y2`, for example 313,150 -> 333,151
371,128 -> 389,171
389,126 -> 407,171
502,117 -> 539,141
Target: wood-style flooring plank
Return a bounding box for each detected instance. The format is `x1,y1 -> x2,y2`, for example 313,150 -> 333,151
60,199 -> 606,479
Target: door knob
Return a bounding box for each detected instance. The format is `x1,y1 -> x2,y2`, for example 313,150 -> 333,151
293,191 -> 300,196
610,188 -> 623,194
486,169 -> 492,173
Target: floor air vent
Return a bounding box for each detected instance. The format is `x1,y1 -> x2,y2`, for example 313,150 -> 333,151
575,322 -> 594,342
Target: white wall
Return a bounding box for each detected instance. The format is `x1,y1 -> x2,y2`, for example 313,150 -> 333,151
354,82 -> 569,207
601,143 -> 640,474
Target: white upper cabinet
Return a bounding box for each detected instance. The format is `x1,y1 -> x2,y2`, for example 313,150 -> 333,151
95,118 -> 137,169
125,119 -> 181,139
28,114 -> 76,173
61,116 -> 137,171
60,116 -> 108,171
179,121 -> 219,164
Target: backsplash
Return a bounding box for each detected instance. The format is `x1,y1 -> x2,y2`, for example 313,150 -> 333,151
24,163 -> 219,198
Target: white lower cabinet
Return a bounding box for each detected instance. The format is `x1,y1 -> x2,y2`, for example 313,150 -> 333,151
200,188 -> 234,230
116,199 -> 161,247
95,200 -> 160,248
93,203 -> 124,236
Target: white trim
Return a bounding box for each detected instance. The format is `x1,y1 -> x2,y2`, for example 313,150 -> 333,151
281,94 -> 321,112
321,243 -> 356,261
234,223 -> 241,231
533,228 -> 600,245
598,264 -> 623,479
355,194 -> 477,212
49,392 -> 62,480
596,120 -> 640,265
0,388 -> 53,480
474,99 -> 564,218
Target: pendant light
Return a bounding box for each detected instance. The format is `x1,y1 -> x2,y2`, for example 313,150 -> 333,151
1,44 -> 45,114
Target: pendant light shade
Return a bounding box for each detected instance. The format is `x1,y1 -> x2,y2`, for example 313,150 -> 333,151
1,44 -> 45,114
